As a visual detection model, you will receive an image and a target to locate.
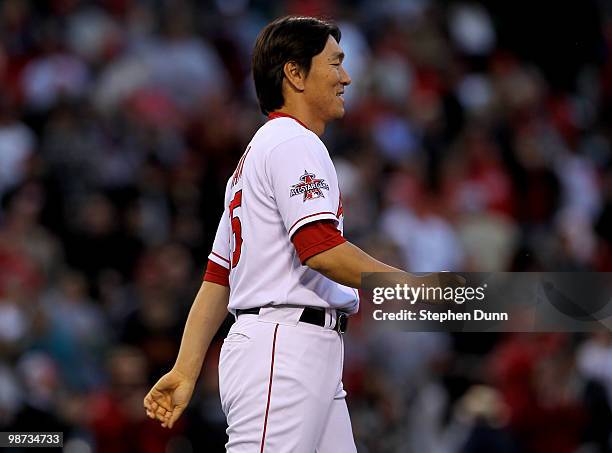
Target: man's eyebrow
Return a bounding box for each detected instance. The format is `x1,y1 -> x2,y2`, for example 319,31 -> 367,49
330,52 -> 345,61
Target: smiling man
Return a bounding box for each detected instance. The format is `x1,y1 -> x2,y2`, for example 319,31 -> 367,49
144,16 -> 456,452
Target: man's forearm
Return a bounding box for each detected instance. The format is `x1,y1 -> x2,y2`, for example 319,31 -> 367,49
173,281 -> 230,381
305,242 -> 404,288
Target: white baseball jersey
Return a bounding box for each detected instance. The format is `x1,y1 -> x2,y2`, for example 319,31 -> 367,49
208,116 -> 359,314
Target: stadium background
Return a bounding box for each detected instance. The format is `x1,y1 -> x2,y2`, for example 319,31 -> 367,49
1,0 -> 612,451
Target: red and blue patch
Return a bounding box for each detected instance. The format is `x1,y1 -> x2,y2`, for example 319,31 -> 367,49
290,170 -> 330,201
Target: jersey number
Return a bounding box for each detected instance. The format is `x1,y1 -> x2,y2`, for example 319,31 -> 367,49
229,190 -> 243,268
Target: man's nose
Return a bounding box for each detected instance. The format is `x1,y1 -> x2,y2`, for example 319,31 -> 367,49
341,67 -> 351,86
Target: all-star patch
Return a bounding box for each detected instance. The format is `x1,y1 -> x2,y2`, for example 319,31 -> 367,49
290,170 -> 330,201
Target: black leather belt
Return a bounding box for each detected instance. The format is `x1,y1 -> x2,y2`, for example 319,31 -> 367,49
236,307 -> 348,334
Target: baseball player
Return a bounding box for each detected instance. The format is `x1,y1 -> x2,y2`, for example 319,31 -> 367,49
144,16 -> 458,452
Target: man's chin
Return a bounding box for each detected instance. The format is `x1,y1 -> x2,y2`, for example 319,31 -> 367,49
322,106 -> 345,124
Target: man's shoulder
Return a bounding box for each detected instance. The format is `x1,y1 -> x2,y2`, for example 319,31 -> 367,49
252,118 -> 323,155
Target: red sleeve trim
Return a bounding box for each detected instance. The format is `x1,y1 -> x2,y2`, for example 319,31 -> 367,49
291,220 -> 346,264
211,251 -> 230,266
203,260 -> 230,286
288,211 -> 337,236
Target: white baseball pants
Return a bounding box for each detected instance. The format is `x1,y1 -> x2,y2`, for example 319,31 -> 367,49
218,306 -> 357,453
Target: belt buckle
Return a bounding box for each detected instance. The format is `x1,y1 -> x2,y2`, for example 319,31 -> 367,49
335,312 -> 348,334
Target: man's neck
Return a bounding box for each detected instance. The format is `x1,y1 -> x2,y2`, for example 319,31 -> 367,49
274,106 -> 325,136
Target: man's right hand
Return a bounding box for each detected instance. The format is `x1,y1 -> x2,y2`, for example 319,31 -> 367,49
434,271 -> 466,288
144,369 -> 195,429
415,271 -> 466,304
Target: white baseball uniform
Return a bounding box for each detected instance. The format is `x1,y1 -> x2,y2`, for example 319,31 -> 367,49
204,114 -> 359,452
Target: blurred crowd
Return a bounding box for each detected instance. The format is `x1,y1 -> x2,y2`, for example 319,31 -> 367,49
1,0 -> 612,452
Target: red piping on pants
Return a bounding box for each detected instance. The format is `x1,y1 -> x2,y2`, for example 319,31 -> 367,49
259,323 -> 279,453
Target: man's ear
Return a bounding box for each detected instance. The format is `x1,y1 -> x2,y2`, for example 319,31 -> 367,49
283,61 -> 306,92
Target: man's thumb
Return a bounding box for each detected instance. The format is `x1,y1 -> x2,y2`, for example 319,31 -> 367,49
167,404 -> 186,429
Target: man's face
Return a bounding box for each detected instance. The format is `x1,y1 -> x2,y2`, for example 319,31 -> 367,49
303,36 -> 352,122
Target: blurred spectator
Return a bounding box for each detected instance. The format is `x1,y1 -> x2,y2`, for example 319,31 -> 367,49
0,362 -> 21,428
448,3 -> 496,57
0,99 -> 35,198
7,352 -> 68,434
488,334 -> 588,453
88,346 -> 176,453
577,332 -> 612,452
41,270 -> 109,389
0,183 -> 63,279
452,385 -> 517,453
63,193 -> 143,282
20,20 -> 90,112
381,169 -> 464,271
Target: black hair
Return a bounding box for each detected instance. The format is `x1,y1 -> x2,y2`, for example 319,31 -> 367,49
252,16 -> 341,116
